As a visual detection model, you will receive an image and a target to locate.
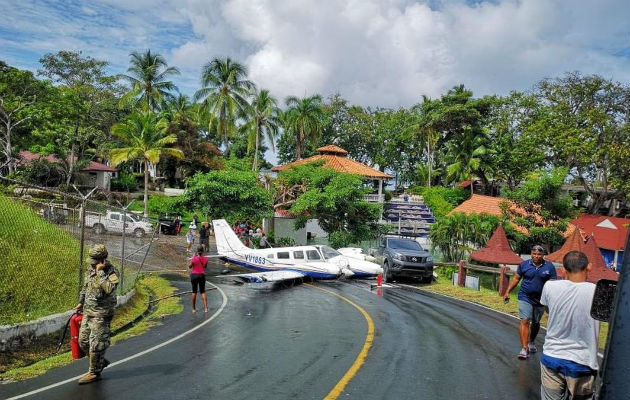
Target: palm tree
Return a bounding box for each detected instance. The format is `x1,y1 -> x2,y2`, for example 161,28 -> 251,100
119,50 -> 180,111
284,94 -> 324,159
110,111 -> 184,216
194,57 -> 254,155
241,89 -> 280,170
445,127 -> 492,194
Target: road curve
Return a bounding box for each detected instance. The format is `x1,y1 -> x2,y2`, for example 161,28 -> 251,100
2,278 -> 541,400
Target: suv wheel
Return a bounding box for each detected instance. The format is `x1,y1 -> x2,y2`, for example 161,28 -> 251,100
134,228 -> 145,238
383,261 -> 391,283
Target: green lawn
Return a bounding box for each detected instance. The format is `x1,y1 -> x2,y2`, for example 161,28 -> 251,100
420,272 -> 609,349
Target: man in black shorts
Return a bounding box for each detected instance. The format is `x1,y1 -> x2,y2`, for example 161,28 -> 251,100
199,223 -> 209,253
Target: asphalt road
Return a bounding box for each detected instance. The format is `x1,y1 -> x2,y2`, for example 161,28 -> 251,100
2,271 -> 543,400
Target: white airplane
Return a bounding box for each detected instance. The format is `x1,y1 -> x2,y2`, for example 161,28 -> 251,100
212,219 -> 383,283
213,219 -> 347,283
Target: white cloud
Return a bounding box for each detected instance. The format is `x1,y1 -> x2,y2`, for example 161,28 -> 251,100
3,0 -> 628,108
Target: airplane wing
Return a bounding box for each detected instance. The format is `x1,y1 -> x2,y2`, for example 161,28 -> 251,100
219,270 -> 306,283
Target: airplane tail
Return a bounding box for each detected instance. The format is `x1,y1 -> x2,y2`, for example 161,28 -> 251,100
212,219 -> 249,255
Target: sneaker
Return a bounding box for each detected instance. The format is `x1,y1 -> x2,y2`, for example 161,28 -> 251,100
528,343 -> 537,353
517,348 -> 529,360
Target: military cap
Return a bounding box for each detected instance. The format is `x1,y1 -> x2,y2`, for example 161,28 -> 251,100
87,244 -> 108,265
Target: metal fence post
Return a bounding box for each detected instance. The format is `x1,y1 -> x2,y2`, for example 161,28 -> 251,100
117,199 -> 135,295
74,186 -> 98,299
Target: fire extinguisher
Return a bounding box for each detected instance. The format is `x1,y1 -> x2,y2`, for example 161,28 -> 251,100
70,312 -> 85,359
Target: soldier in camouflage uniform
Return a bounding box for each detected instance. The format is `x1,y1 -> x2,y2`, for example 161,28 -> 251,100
74,244 -> 119,384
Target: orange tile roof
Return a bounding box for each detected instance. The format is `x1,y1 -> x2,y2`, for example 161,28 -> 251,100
316,145 -> 348,155
272,145 -> 392,179
451,194 -> 506,216
451,194 -> 576,237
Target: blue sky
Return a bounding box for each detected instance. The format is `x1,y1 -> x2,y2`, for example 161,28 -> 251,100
2,0 -> 629,164
3,0 -> 628,106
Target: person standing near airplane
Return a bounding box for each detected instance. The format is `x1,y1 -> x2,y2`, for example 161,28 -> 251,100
188,245 -> 209,313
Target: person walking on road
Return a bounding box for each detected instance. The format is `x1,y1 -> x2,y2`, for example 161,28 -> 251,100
75,244 -> 119,384
188,245 -> 209,313
199,223 -> 209,253
540,251 -> 599,400
503,244 -> 557,360
186,222 -> 197,253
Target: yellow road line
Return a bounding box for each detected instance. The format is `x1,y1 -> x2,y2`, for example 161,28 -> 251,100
307,283 -> 375,400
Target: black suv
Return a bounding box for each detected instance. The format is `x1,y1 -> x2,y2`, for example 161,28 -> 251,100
371,236 -> 434,283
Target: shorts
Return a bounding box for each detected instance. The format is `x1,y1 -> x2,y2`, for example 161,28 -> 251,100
191,273 -> 206,293
200,237 -> 209,246
541,363 -> 596,400
187,237 -> 195,244
518,300 -> 544,323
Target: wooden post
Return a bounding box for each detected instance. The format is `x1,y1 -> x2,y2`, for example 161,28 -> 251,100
457,260 -> 466,287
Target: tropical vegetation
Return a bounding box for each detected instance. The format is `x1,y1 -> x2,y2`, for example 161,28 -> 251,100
1,49 -> 629,251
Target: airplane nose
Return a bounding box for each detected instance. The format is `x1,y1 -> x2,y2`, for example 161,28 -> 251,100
341,268 -> 355,277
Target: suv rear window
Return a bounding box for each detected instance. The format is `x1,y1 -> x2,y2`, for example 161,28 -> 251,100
387,238 -> 423,251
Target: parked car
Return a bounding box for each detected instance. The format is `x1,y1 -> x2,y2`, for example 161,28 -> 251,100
370,236 -> 434,283
84,210 -> 153,237
158,215 -> 180,235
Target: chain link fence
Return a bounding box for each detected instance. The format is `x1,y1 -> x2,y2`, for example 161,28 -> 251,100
0,177 -> 161,325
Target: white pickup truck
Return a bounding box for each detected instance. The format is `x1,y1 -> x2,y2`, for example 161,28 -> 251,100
84,210 -> 153,237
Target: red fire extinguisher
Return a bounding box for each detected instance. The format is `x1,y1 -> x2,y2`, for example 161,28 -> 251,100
70,312 -> 85,359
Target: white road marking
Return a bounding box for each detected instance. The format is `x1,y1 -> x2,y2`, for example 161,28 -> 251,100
6,281 -> 228,400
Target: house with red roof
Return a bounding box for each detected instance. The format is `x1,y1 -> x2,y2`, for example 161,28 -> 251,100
17,151 -> 117,190
571,213 -> 628,270
272,145 -> 392,203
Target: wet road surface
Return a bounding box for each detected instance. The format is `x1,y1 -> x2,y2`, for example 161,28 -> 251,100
3,236 -> 543,399
3,277 -> 543,400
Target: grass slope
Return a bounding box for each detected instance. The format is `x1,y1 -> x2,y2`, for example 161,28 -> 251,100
1,274 -> 183,381
0,194 -> 80,324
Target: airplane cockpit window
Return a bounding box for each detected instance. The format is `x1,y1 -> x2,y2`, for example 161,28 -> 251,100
294,251 -> 304,259
320,246 -> 341,259
306,250 -> 321,260
277,252 -> 290,259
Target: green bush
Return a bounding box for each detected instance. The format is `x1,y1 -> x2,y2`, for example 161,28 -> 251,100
277,237 -> 296,247
111,171 -> 139,192
409,186 -> 470,220
147,194 -> 185,216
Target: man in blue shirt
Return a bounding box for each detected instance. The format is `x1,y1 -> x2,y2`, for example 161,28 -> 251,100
503,244 -> 557,360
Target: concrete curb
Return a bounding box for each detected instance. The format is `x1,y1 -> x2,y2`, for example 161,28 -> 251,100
0,290 -> 136,352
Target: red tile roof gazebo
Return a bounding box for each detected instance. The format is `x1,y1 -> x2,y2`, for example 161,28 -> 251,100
470,226 -> 523,265
547,229 -> 618,283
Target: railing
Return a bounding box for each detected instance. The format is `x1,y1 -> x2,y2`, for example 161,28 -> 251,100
364,194 -> 385,203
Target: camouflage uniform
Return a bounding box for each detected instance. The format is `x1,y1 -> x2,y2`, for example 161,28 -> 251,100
78,244 -> 119,378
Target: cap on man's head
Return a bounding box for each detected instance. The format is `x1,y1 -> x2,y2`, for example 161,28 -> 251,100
87,244 -> 108,265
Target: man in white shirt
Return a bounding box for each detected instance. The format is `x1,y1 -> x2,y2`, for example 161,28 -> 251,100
540,251 -> 599,400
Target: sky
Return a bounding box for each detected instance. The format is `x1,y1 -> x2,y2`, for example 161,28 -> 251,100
2,0 -> 628,109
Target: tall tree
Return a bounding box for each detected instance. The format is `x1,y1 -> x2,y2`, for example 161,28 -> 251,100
195,57 -> 254,155
241,89 -> 280,171
284,94 -> 324,160
110,111 -> 184,216
529,73 -> 630,215
0,65 -> 48,174
38,51 -> 122,184
486,93 -> 544,190
119,50 -> 180,111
